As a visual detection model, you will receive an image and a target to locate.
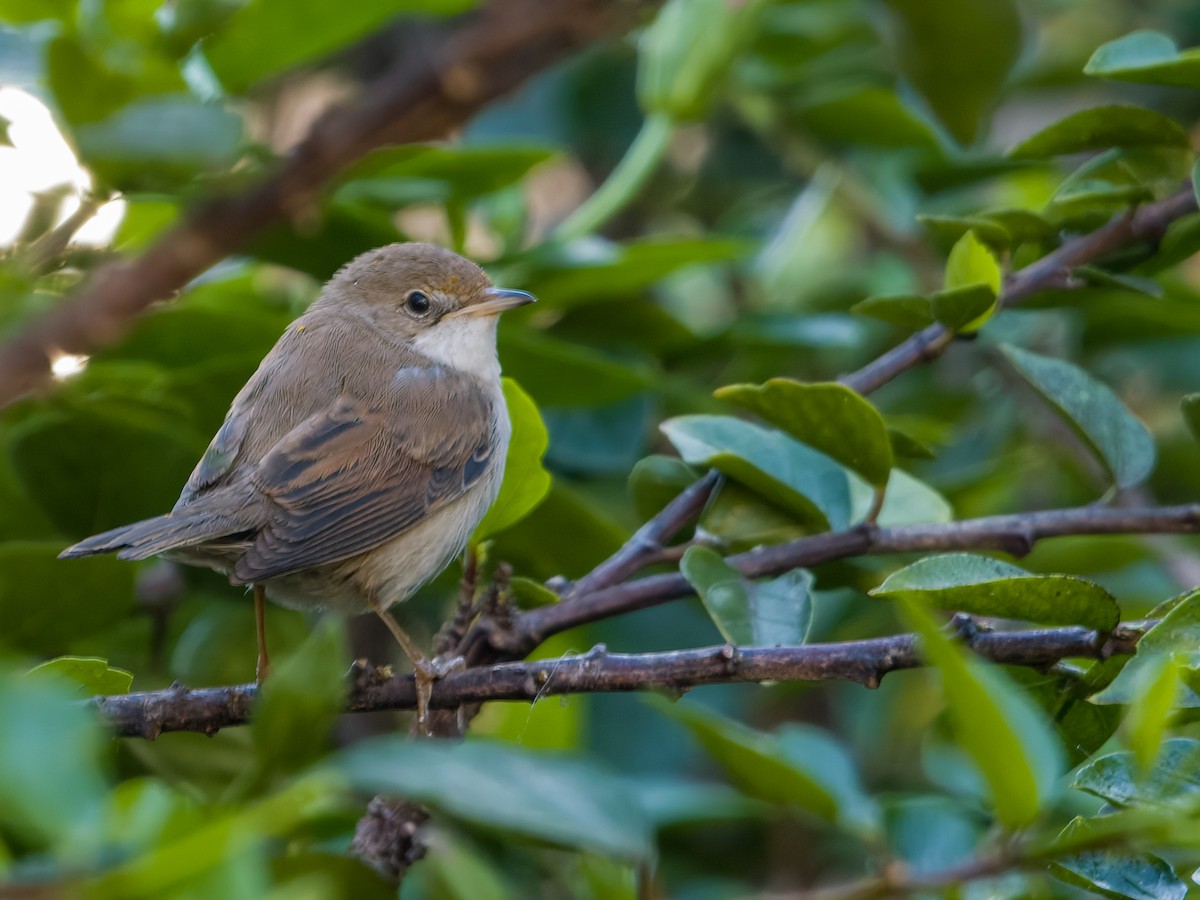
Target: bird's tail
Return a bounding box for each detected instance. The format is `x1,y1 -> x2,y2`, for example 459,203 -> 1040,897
59,509 -> 246,561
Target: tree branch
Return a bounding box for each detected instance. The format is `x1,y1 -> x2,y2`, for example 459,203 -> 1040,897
839,187 -> 1199,395
0,0 -> 652,408
509,502 -> 1200,650
94,619 -> 1144,738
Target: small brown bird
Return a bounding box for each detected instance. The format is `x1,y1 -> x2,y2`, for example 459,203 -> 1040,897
61,243 -> 534,714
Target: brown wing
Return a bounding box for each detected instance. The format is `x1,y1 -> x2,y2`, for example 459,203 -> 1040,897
231,365 -> 495,583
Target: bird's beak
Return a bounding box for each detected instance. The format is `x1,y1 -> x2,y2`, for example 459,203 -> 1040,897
448,287 -> 537,319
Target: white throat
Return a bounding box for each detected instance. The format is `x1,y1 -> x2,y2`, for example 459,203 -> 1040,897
411,314 -> 502,382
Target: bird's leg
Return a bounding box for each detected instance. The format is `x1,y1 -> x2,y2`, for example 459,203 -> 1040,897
254,584 -> 271,682
368,598 -> 461,725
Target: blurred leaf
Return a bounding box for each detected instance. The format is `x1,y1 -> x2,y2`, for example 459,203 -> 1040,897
1085,31 -> 1200,88
872,553 -> 1120,630
1094,589 -> 1200,706
627,454 -> 698,522
1009,106 -> 1189,160
25,656 -> 132,695
508,576 -> 559,609
418,831 -> 510,900
0,114 -> 10,146
474,378 -> 551,541
0,672 -> 109,847
853,286 -> 995,333
338,144 -> 555,206
898,598 -> 1065,827
660,414 -> 851,531
649,697 -> 880,836
1000,344 -> 1156,489
76,97 -> 244,191
945,229 -> 1000,291
797,86 -> 943,150
1073,739 -> 1200,807
498,328 -> 652,407
337,737 -> 652,859
206,0 -> 474,92
882,796 -> 981,876
1181,393 -> 1200,443
883,0 -> 1021,144
543,394 -> 653,477
1122,655 -> 1180,772
251,617 -> 346,778
852,293 -> 934,330
715,379 -> 892,487
681,546 -> 812,645
1,542 -> 136,656
0,0 -> 73,23
46,35 -> 185,127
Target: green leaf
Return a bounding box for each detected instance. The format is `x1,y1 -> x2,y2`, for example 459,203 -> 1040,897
206,0 -> 474,92
882,0 -> 1021,144
251,618 -> 347,777
473,378 -> 551,540
1122,655 -> 1180,772
851,294 -> 934,330
25,657 -> 132,695
1051,817 -> 1187,900
852,469 -> 952,527
1085,30 -> 1200,88
648,696 -> 879,835
871,553 -> 1120,630
1093,589 -> 1200,706
0,115 -> 10,147
1181,393 -> 1200,443
337,737 -> 652,859
628,455 -> 698,522
1073,739 -> 1200,807
75,97 -> 243,190
1008,105 -> 1190,160
508,576 -> 559,609
680,546 -> 812,646
0,0 -> 73,23
851,287 -> 996,333
660,415 -> 851,531
898,598 -> 1065,827
797,86 -> 944,151
715,380 -> 892,487
337,144 -> 555,207
1000,344 -> 1156,490
944,230 -> 1000,311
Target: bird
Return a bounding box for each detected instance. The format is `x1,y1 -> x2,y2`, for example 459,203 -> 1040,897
60,242 -> 535,719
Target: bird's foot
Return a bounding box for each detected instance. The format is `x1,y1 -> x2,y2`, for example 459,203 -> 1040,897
411,654 -> 465,727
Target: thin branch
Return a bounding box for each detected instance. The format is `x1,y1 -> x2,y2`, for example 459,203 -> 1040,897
510,503 -> 1200,649
0,0 -> 652,407
839,188 -> 1199,395
94,620 -> 1143,738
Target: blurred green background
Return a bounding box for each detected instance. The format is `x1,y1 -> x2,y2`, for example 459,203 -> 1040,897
5,0 -> 1200,897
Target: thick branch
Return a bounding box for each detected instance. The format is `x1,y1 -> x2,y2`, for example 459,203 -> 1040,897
94,620 -> 1143,738
0,0 -> 650,407
511,503 -> 1200,648
840,188 -> 1199,395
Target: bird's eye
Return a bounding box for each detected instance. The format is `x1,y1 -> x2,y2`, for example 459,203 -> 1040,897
405,291 -> 431,316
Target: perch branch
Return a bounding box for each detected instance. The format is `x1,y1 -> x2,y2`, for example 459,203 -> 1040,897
840,187 -> 1199,395
0,0 -> 652,407
94,620 -> 1144,738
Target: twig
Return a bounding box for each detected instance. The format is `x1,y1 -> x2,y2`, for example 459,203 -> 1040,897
839,188 -> 1199,395
510,503 -> 1200,650
0,0 -> 653,407
93,620 -> 1143,738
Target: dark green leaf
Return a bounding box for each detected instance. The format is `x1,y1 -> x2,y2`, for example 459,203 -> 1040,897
660,415 -> 851,531
872,553 -> 1121,630
680,546 -> 812,646
498,328 -> 652,407
337,737 -> 652,859
1181,393 -> 1200,443
883,0 -> 1021,144
797,87 -> 944,151
1000,344 -> 1156,489
851,294 -> 934,330
899,598 -> 1065,827
1052,845 -> 1187,900
206,0 -> 474,92
25,656 -> 133,695
473,378 -> 551,540
930,284 -> 996,332
1085,30 -> 1200,88
715,379 -> 892,487
1008,106 -> 1189,160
